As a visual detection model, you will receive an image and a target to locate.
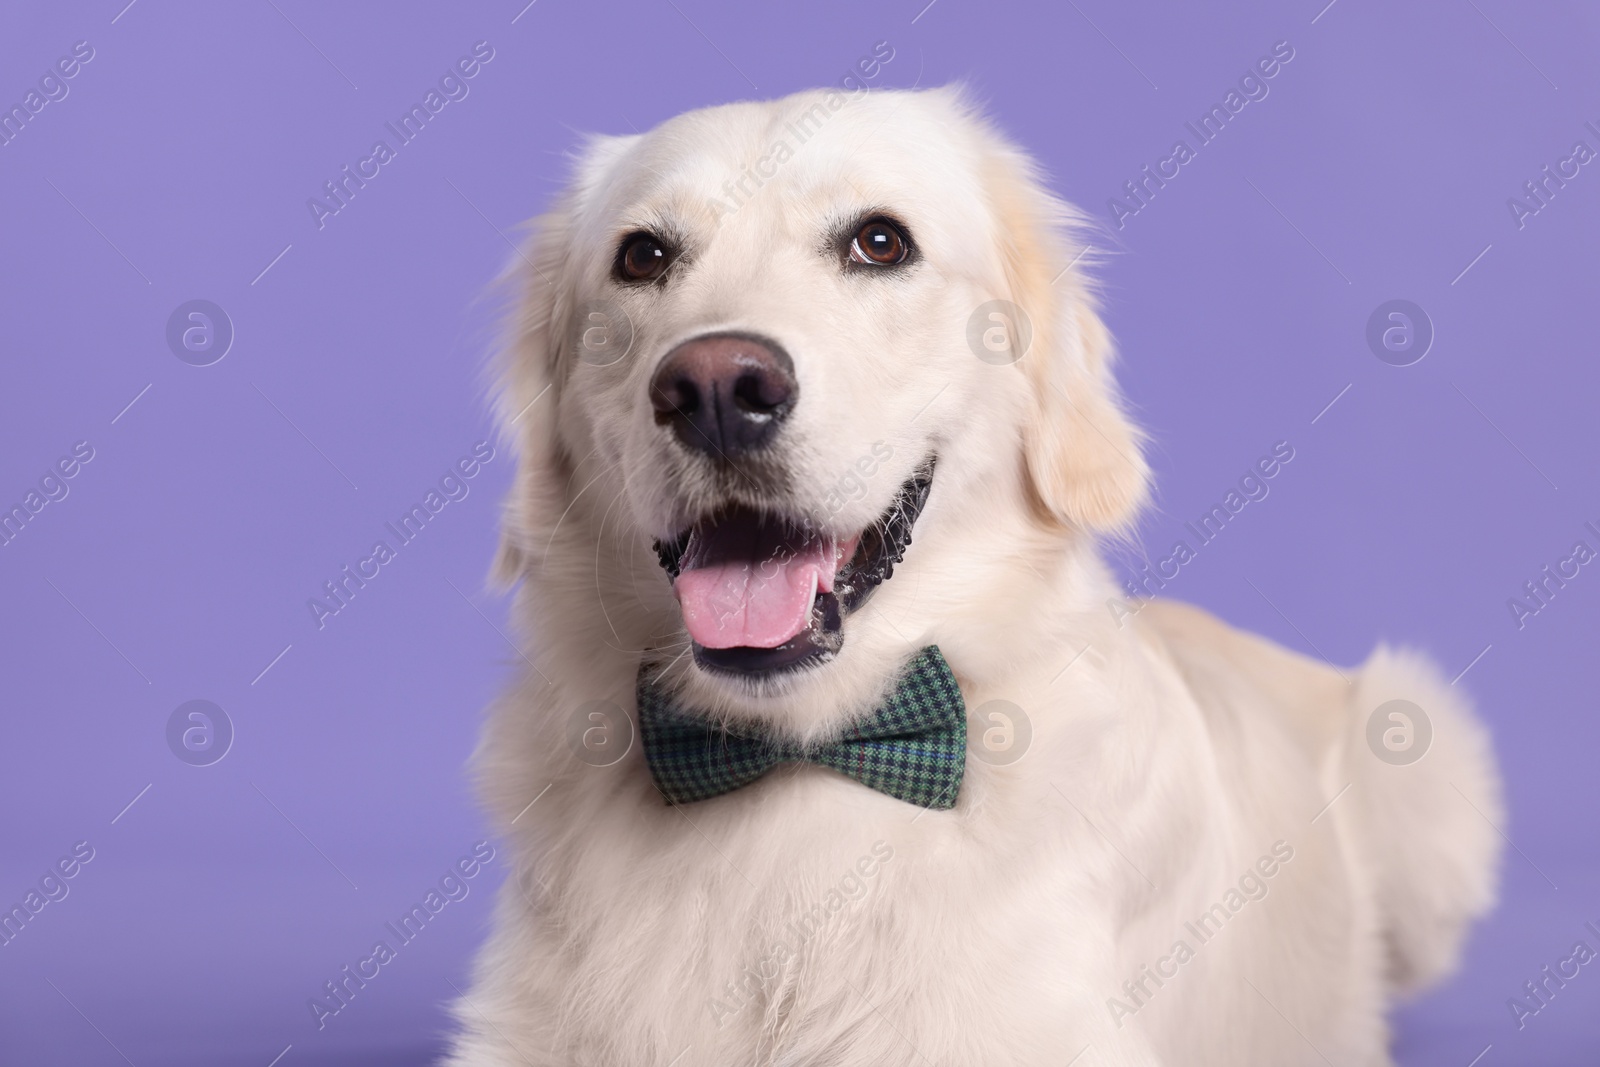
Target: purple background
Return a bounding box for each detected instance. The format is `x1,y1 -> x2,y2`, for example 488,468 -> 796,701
2,1 -> 1596,1064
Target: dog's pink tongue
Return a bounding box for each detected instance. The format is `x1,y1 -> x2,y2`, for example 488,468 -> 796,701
674,525 -> 844,650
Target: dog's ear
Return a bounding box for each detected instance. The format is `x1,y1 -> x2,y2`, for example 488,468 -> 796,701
488,210 -> 566,589
490,134 -> 637,587
978,133 -> 1149,535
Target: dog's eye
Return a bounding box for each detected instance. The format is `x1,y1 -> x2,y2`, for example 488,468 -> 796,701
616,232 -> 670,282
849,218 -> 910,266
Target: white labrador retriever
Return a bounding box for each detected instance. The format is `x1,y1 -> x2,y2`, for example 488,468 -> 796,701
446,87 -> 1502,1066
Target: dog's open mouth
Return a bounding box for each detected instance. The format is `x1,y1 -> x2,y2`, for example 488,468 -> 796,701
654,462 -> 934,677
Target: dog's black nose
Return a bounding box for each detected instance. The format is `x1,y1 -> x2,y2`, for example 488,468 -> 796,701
650,333 -> 797,458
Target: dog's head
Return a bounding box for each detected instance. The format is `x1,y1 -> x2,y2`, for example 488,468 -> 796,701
495,87 -> 1146,731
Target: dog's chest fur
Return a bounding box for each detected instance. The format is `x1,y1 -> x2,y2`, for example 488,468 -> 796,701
518,766 -> 1116,1064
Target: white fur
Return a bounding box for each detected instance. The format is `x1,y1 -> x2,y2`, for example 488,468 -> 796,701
444,87 -> 1503,1066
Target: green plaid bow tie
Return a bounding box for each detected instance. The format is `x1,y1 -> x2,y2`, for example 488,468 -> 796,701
636,647 -> 967,809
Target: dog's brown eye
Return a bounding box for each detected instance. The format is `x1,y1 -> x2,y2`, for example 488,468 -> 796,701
850,218 -> 910,266
617,233 -> 669,281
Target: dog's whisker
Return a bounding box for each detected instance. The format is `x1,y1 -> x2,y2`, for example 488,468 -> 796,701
658,642 -> 694,676
542,462 -> 617,564
593,485 -> 632,649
